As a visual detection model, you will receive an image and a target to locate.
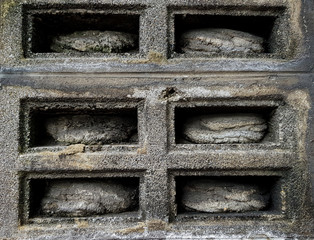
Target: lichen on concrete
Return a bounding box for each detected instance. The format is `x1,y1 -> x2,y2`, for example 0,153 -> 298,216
0,0 -> 16,20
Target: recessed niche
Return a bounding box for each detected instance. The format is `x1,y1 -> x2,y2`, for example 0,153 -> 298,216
175,106 -> 276,144
173,12 -> 286,58
175,176 -> 280,216
25,11 -> 140,55
27,108 -> 138,148
28,177 -> 139,218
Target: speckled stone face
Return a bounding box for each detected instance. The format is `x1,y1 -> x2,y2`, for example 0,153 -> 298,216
0,0 -> 313,239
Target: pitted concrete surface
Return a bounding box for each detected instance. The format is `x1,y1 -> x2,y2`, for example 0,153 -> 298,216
46,114 -> 137,145
182,113 -> 267,144
180,28 -> 264,55
40,179 -> 138,217
0,0 -> 313,239
51,31 -> 138,53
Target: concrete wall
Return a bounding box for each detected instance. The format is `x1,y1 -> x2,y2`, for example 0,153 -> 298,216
0,0 -> 313,239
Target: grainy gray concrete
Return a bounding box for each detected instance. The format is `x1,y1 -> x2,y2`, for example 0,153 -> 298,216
0,0 -> 313,239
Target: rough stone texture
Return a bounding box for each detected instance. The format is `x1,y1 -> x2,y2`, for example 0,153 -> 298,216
40,180 -> 138,217
45,115 -> 137,144
0,76 -> 313,240
182,113 -> 267,144
180,28 -> 264,54
180,179 -> 270,213
51,31 -> 138,53
0,0 -> 313,239
0,0 -> 306,72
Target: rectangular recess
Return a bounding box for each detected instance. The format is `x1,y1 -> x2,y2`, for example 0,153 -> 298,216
169,7 -> 290,58
174,105 -> 277,144
169,172 -> 284,222
20,172 -> 143,225
23,7 -> 142,57
20,100 -> 143,152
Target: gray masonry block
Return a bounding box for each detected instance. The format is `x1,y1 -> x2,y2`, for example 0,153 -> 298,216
0,0 -> 313,239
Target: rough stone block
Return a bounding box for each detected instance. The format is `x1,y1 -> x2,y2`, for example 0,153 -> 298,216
180,28 -> 264,55
51,30 -> 138,53
179,178 -> 270,213
182,113 -> 267,144
45,114 -> 137,145
39,179 -> 139,217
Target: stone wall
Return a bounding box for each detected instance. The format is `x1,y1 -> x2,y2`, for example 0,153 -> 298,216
0,0 -> 313,239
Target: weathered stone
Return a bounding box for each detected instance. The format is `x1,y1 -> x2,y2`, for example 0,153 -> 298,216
182,113 -> 267,144
40,180 -> 138,217
45,115 -> 137,145
51,30 -> 138,53
180,179 -> 270,213
180,28 -> 264,54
